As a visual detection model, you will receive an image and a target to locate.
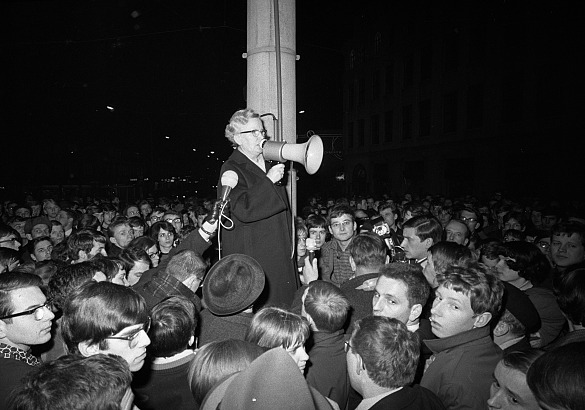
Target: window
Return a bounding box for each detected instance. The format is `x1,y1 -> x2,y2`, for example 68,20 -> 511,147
404,54 -> 414,87
444,29 -> 459,72
419,100 -> 431,137
348,81 -> 355,113
402,105 -> 412,140
374,32 -> 382,55
384,110 -> 394,142
443,92 -> 458,133
385,63 -> 394,96
501,74 -> 523,123
467,84 -> 484,128
371,114 -> 380,144
347,122 -> 354,149
358,78 -> 365,107
358,119 -> 365,147
373,70 -> 380,101
421,42 -> 433,81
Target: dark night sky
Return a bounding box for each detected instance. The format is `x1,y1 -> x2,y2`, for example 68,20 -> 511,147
1,0 -> 352,190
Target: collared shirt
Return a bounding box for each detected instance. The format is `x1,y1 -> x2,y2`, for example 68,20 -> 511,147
0,343 -> 41,367
356,388 -> 403,410
320,238 -> 354,286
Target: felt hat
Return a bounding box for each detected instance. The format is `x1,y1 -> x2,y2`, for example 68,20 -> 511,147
502,282 -> 541,333
203,254 -> 265,316
24,216 -> 52,234
201,347 -> 333,410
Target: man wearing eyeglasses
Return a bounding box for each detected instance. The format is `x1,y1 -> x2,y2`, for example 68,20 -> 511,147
320,204 -> 357,287
61,281 -> 151,373
219,108 -> 298,308
163,211 -> 183,236
0,272 -> 55,408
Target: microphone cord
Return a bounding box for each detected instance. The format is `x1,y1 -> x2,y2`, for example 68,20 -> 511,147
217,200 -> 234,260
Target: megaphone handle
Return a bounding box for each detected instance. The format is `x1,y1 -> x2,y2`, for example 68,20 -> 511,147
270,161 -> 286,186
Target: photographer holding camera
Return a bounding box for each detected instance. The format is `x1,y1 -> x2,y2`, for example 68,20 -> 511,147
371,203 -> 404,261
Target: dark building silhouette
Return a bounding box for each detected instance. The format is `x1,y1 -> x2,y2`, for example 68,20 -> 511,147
342,1 -> 583,200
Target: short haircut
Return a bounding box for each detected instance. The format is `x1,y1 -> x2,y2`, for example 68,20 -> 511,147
351,316 -> 419,388
479,239 -> 503,260
88,256 -> 123,281
128,236 -> 157,253
9,353 -> 131,410
128,216 -> 147,231
28,236 -> 52,256
502,211 -> 528,229
0,248 -> 20,269
225,108 -> 261,147
188,339 -> 266,405
106,217 -> 130,240
501,349 -> 544,375
305,214 -> 328,230
347,232 -> 387,269
327,204 -> 355,225
245,307 -> 310,350
148,296 -> 198,358
554,268 -> 585,326
402,214 -> 443,244
0,272 -> 43,323
61,281 -> 148,354
527,343 -> 585,410
552,221 -> 585,247
499,309 -> 526,337
428,241 -> 474,276
458,206 -> 483,229
498,241 -> 550,285
34,260 -> 61,286
304,281 -> 350,332
165,249 -> 207,282
378,263 -> 430,308
445,218 -> 471,240
119,247 -> 150,270
378,202 -> 396,214
47,262 -> 100,312
0,223 -> 20,240
437,262 -> 504,317
67,231 -> 95,261
402,201 -> 428,219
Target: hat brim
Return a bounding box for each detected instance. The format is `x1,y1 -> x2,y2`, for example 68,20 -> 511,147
203,254 -> 265,316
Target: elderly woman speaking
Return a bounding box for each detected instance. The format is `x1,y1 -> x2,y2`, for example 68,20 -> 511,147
218,108 -> 299,308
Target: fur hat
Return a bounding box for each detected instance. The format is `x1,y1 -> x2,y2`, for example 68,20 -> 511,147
203,254 -> 265,316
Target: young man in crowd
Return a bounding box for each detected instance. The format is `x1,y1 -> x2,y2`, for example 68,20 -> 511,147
302,280 -> 351,408
0,272 -> 55,408
67,229 -> 107,263
133,295 -> 198,410
400,214 -> 443,268
443,219 -> 470,247
421,262 -> 504,409
550,221 -> 585,274
346,316 -> 445,410
61,281 -> 151,372
106,217 -> 135,257
340,232 -> 388,331
320,204 -> 357,286
9,354 -> 134,410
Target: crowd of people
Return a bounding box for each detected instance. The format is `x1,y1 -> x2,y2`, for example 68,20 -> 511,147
1,188 -> 585,409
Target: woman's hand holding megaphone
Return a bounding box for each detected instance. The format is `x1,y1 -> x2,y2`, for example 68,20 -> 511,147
267,163 -> 286,184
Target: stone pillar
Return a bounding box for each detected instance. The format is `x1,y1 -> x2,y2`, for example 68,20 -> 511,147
246,0 -> 298,214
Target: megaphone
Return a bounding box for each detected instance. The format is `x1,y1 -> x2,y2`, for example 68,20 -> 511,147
261,135 -> 324,175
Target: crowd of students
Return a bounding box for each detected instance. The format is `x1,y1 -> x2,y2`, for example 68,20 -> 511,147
0,191 -> 584,410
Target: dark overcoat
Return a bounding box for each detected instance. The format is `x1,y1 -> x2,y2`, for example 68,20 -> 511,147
218,149 -> 299,307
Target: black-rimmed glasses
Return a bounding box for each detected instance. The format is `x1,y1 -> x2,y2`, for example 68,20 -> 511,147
105,317 -> 151,348
0,300 -> 52,321
239,129 -> 267,138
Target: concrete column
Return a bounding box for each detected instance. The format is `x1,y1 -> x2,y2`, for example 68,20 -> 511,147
246,0 -> 298,214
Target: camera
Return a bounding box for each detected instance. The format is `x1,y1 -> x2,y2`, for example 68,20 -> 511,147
371,215 -> 390,236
